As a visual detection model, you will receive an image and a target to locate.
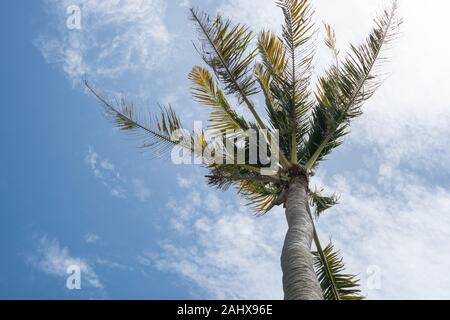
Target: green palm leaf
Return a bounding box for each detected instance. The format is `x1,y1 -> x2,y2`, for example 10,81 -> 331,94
189,10 -> 263,122
85,81 -> 208,160
276,0 -> 316,162
239,179 -> 280,215
256,32 -> 292,157
205,162 -> 283,215
190,9 -> 258,101
190,9 -> 292,169
258,31 -> 288,80
189,66 -> 252,135
309,189 -> 339,216
313,242 -> 363,300
303,1 -> 402,169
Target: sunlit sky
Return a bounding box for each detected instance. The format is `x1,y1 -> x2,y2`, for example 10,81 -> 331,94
1,0 -> 450,299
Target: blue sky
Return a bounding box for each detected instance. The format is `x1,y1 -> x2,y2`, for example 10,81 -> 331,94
1,0 -> 450,300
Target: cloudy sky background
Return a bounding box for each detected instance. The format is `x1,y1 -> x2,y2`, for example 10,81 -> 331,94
1,0 -> 450,299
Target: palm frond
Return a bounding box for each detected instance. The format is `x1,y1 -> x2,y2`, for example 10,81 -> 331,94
324,23 -> 337,51
254,63 -> 279,115
256,31 -> 288,134
239,180 -> 281,215
191,9 -> 296,167
256,31 -> 290,135
189,9 -> 267,125
205,164 -> 281,215
85,81 -> 207,160
189,66 -> 252,135
276,0 -> 316,162
309,189 -> 339,216
313,242 -> 363,300
254,64 -> 291,158
258,31 -> 288,80
277,0 -> 315,55
206,165 -> 280,191
303,1 -> 401,169
324,23 -> 340,63
190,8 -> 293,169
190,9 -> 258,101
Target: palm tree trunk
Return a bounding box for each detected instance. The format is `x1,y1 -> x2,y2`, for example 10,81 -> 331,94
281,175 -> 323,300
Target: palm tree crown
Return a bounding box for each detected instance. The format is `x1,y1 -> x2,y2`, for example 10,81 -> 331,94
86,0 -> 401,300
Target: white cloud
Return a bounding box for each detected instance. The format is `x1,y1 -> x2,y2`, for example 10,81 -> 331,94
204,193 -> 221,214
177,175 -> 194,189
349,0 -> 450,177
84,233 -> 101,244
144,176 -> 286,299
166,187 -> 204,232
85,146 -> 126,199
132,179 -> 152,203
218,0 -> 282,32
85,146 -> 100,177
85,147 -> 153,202
179,0 -> 192,8
95,258 -> 133,271
37,0 -> 174,83
314,172 -> 450,299
100,159 -> 115,171
28,236 -> 102,289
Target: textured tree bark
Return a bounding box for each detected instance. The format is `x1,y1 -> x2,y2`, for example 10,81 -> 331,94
281,175 -> 323,300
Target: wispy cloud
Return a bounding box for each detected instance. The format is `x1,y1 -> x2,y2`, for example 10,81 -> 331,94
84,233 -> 101,244
177,175 -> 194,189
178,0 -> 192,8
85,146 -> 126,199
95,258 -> 134,271
131,179 -> 152,203
142,175 -> 286,299
27,236 -> 102,289
37,0 -> 174,83
218,0 -> 282,32
314,172 -> 450,299
85,146 -> 152,202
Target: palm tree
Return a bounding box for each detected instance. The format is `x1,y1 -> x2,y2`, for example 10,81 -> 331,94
85,0 -> 401,300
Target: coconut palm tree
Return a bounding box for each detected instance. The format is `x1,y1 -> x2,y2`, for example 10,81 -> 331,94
85,0 -> 401,300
